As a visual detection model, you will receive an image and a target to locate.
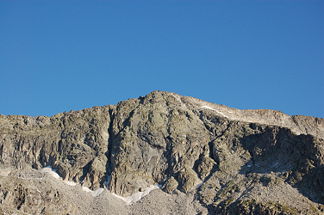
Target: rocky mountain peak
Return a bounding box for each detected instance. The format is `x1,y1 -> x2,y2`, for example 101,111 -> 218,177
0,91 -> 323,214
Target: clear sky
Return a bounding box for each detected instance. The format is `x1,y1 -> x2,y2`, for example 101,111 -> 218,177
0,0 -> 323,117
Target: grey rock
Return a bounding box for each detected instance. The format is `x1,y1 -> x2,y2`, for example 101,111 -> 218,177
0,91 -> 323,214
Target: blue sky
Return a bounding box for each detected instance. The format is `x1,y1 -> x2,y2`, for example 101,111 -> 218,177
0,0 -> 323,117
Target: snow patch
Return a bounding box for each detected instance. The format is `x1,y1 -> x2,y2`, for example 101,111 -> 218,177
82,186 -> 92,192
64,180 -> 77,186
92,188 -> 104,197
40,167 -> 157,200
41,166 -> 104,196
41,166 -> 61,179
201,105 -> 227,118
42,167 -> 76,186
111,184 -> 160,205
82,186 -> 104,197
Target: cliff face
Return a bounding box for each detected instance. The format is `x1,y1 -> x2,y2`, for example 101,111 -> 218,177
0,91 -> 323,215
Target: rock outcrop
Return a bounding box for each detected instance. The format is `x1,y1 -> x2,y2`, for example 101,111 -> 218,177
0,91 -> 323,214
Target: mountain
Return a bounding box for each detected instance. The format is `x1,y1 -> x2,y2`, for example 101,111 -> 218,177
0,91 -> 323,215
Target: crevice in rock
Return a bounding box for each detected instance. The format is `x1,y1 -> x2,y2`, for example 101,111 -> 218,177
197,110 -> 216,134
103,104 -> 142,191
208,140 -> 216,164
165,136 -> 175,174
79,160 -> 93,184
215,122 -> 232,139
104,108 -> 115,189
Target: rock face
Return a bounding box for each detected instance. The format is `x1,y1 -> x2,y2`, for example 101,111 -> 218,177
0,91 -> 323,214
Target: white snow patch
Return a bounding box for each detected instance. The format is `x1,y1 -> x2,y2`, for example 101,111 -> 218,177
42,167 -> 76,186
64,180 -> 77,186
41,166 -> 76,186
41,166 -> 105,197
40,167 -> 157,199
82,186 -> 92,192
92,188 -> 104,197
41,166 -> 61,179
82,186 -> 104,197
111,184 -> 160,205
201,105 -> 215,111
200,105 -> 227,118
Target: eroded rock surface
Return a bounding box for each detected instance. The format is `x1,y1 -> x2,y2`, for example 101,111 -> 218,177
0,91 -> 323,214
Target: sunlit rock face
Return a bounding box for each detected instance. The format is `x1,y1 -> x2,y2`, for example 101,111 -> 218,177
1,91 -> 323,215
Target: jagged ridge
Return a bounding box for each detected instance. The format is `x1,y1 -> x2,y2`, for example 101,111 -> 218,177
0,91 -> 323,214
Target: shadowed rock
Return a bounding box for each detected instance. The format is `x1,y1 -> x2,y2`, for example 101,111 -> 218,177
0,91 -> 323,214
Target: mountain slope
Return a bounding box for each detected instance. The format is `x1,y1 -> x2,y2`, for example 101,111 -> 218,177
0,91 -> 323,214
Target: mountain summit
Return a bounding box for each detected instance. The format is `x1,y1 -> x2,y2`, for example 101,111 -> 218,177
1,91 -> 323,214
